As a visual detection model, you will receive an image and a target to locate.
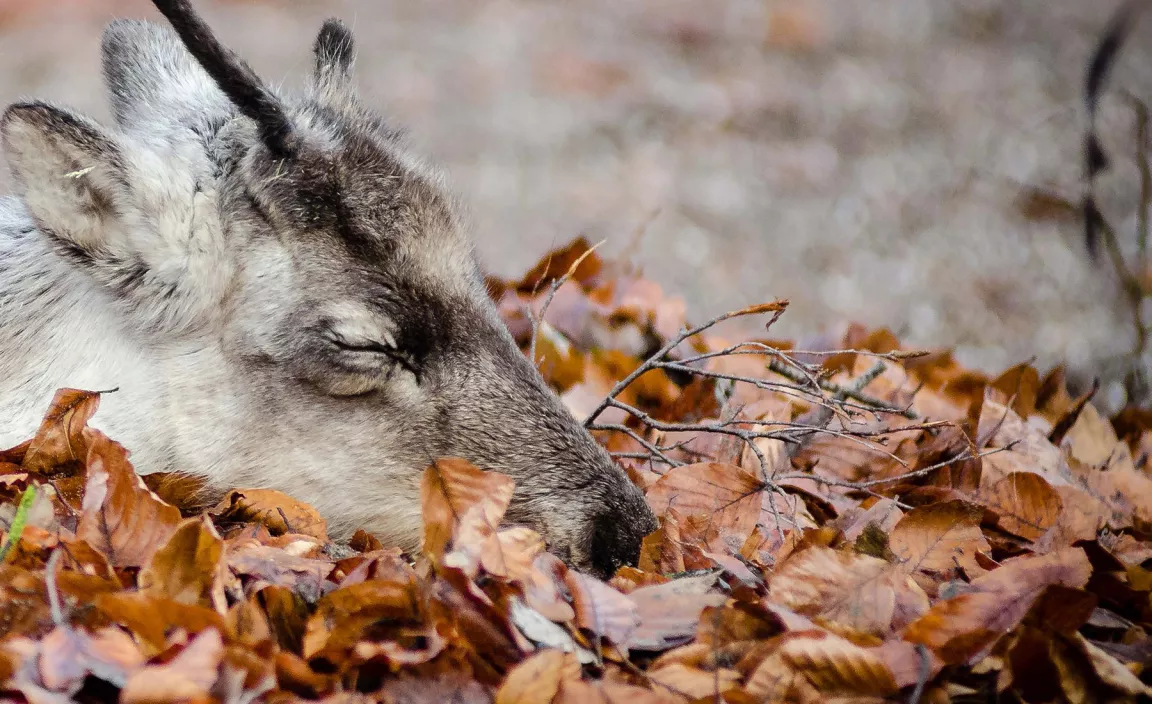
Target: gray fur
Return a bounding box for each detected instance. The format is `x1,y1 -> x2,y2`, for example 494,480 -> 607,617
0,8 -> 656,577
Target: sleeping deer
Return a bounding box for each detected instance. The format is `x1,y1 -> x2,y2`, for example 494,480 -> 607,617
0,0 -> 656,578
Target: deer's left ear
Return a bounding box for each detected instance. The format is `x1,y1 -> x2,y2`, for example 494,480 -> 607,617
102,19 -> 231,134
1,101 -> 131,261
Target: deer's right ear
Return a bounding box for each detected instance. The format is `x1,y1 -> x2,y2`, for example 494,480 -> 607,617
1,102 -> 129,260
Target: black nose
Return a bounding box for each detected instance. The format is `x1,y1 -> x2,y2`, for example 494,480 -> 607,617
589,501 -> 656,579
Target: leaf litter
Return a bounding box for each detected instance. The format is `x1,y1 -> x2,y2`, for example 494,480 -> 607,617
2,238 -> 1152,702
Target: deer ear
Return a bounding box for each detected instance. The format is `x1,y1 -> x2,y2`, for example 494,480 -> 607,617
101,19 -> 230,132
1,102 -> 130,260
312,19 -> 356,96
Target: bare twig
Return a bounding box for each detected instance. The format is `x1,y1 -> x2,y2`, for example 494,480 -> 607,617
908,644 -> 931,704
768,358 -> 919,419
527,239 -> 606,364
583,301 -> 788,428
587,295 -> 943,486
45,548 -> 66,628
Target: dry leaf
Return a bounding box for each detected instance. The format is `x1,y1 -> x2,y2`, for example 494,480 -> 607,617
769,547 -> 929,636
76,430 -> 182,568
903,548 -> 1092,664
889,500 -> 988,580
211,488 -> 328,541
983,472 -> 1062,542
645,463 -> 763,548
421,457 -> 515,567
22,389 -> 100,476
120,628 -> 224,703
496,649 -> 581,704
139,516 -> 226,612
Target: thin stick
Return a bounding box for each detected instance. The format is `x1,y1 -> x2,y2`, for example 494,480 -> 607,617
528,240 -> 606,364
583,301 -> 788,428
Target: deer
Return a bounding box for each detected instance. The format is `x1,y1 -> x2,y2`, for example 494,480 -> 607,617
0,0 -> 657,578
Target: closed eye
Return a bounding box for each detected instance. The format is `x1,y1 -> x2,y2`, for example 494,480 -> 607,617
327,335 -> 420,380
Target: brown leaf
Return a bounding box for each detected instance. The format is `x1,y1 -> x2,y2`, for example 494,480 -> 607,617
565,571 -> 640,646
496,649 -> 581,704
38,626 -> 144,691
776,630 -> 901,696
0,566 -> 120,640
120,628 -> 224,703
516,236 -> 604,292
555,679 -> 683,703
1075,633 -> 1152,697
303,578 -> 423,660
626,575 -> 726,651
744,648 -> 823,703
638,510 -> 686,575
977,393 -> 1068,488
22,389 -> 100,476
226,540 -> 333,603
983,472 -> 1062,541
211,488 -> 328,541
421,457 -> 515,565
95,592 -> 228,654
1050,485 -> 1109,545
647,662 -> 740,699
990,363 -> 1040,420
349,528 -> 384,553
139,516 -> 225,611
76,430 -> 182,568
902,548 -> 1092,664
889,501 -> 989,580
645,463 -> 763,548
1062,403 -> 1126,467
769,547 -> 929,636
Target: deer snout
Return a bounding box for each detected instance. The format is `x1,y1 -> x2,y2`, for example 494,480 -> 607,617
582,481 -> 658,579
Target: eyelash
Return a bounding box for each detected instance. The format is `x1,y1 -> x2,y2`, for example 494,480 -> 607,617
328,336 -> 420,380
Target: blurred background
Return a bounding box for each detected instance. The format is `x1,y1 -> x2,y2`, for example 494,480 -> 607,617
1,0 -> 1151,403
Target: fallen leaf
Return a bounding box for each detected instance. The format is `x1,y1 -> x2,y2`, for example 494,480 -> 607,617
889,500 -> 988,581
565,570 -> 640,646
421,457 -> 515,568
226,539 -> 332,602
647,661 -> 740,699
22,389 -> 100,476
903,548 -> 1092,664
139,516 -> 225,612
211,488 -> 328,541
496,649 -> 581,704
983,472 -> 1062,542
76,430 -> 181,568
769,546 -> 928,636
626,575 -> 726,651
95,592 -> 228,654
645,463 -> 763,548
120,628 -> 224,703
777,630 -> 901,696
38,626 -> 144,691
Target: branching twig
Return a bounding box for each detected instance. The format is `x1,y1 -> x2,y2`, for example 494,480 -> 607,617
768,358 -> 919,419
583,301 -> 788,428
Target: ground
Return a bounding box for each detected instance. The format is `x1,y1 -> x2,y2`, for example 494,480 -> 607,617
0,0 -> 1149,403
